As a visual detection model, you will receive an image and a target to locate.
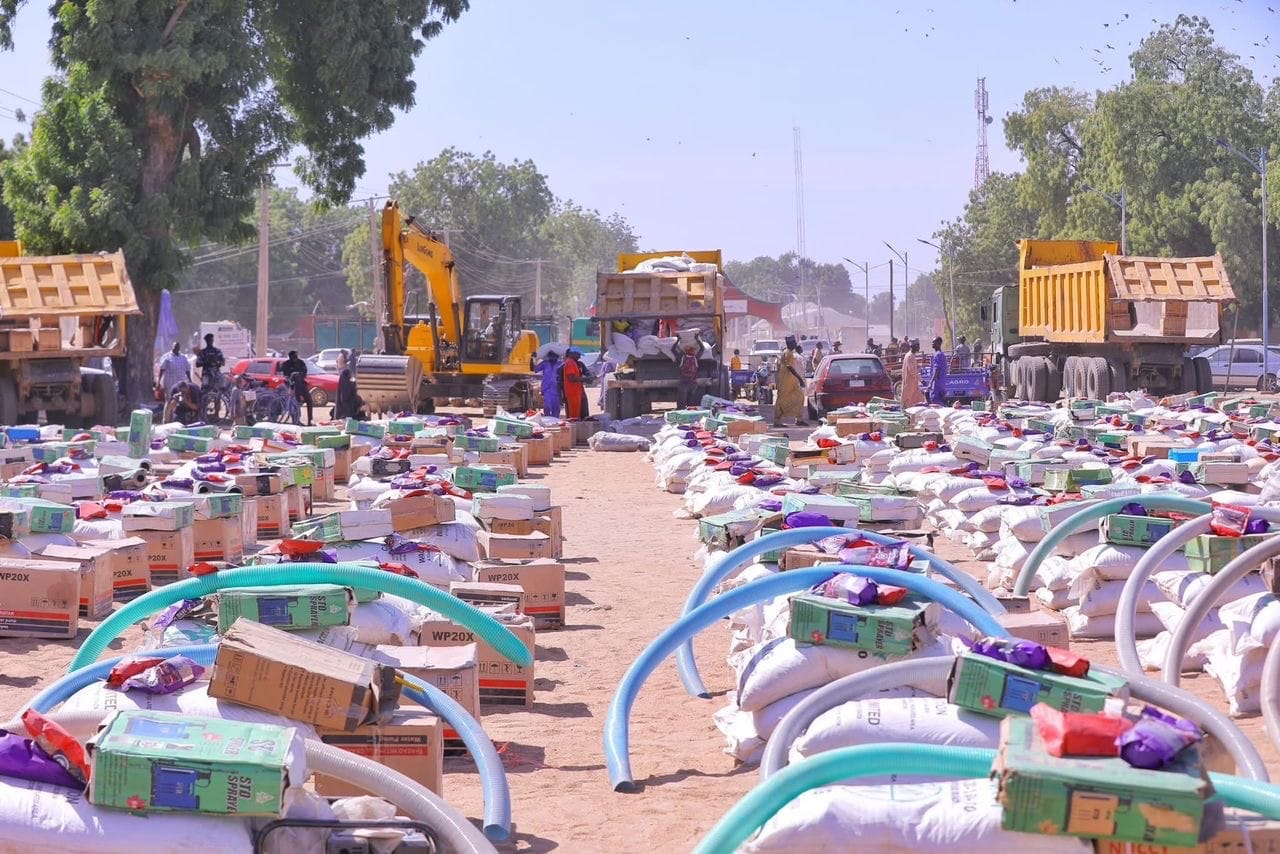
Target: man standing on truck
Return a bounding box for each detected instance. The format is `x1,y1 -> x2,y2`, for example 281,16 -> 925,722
196,333 -> 225,390
928,336 -> 949,405
954,335 -> 971,368
678,345 -> 700,408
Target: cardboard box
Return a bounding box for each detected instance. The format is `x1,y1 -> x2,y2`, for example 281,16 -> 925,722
418,616 -> 536,707
0,497 -> 75,533
778,545 -> 842,571
87,710 -> 296,816
193,517 -> 243,564
386,494 -> 455,532
548,426 -> 572,453
449,581 -> 525,614
121,500 -> 195,533
291,509 -> 393,543
993,593 -> 1034,615
697,508 -> 768,550
471,559 -> 566,629
1185,534 -> 1272,574
1102,514 -> 1179,548
191,492 -> 243,521
311,466 -> 335,502
255,492 -> 289,540
947,652 -> 1128,718
32,544 -> 113,619
998,609 -> 1069,649
0,557 -> 79,638
373,644 -> 479,754
209,618 -> 399,732
83,536 -> 149,602
834,417 -> 876,438
1043,466 -> 1114,493
453,465 -> 517,491
477,529 -> 554,560
1094,813 -> 1280,854
479,448 -> 525,477
241,497 -> 259,548
332,447 -> 354,483
284,484 -> 311,523
313,710 -> 443,798
788,593 -> 936,656
520,436 -> 554,466
725,418 -> 767,438
234,473 -> 283,496
996,715 -> 1211,848
216,584 -> 351,633
454,434 -> 500,453
137,526 -> 195,587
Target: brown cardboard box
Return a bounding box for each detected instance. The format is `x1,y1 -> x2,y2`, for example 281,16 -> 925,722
1125,435 -> 1183,459
1096,811 -> 1280,852
482,506 -> 563,558
255,492 -> 289,540
471,559 -> 566,629
993,593 -> 1034,615
477,529 -> 554,560
835,417 -> 876,438
283,484 -> 310,523
449,581 -> 525,614
241,497 -> 259,548
999,609 -> 1069,649
313,710 -> 444,798
570,419 -> 596,446
82,536 -> 149,602
373,644 -> 479,754
779,545 -> 841,571
332,447 -> 353,484
0,557 -> 79,638
31,544 -> 113,619
234,472 -> 283,496
312,467 -> 335,502
726,419 -> 768,438
418,615 -> 535,707
386,494 -> 456,532
193,517 -> 244,563
480,449 -> 525,477
209,618 -> 400,731
137,526 -> 196,586
548,426 -> 572,453
520,435 -> 554,466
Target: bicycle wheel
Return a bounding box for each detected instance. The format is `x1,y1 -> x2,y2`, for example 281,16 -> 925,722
202,391 -> 230,425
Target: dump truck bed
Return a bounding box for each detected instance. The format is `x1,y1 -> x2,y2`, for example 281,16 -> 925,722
1016,240 -> 1232,345
0,251 -> 138,318
593,271 -> 722,321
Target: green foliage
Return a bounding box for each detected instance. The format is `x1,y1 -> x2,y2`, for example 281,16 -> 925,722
0,0 -> 467,400
0,133 -> 24,239
725,253 -> 859,315
538,201 -> 638,316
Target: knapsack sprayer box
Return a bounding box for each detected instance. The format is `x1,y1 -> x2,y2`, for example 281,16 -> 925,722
471,559 -> 566,629
788,593 -> 936,657
210,618 -> 399,732
87,710 -> 299,816
947,653 -> 1127,718
83,536 -> 149,602
995,715 -> 1212,848
0,557 -> 79,638
477,529 -> 554,560
1184,533 -> 1273,574
371,644 -> 479,755
1101,514 -> 1179,548
216,584 -> 353,634
386,494 -> 455,531
193,517 -> 243,563
137,526 -> 195,587
418,615 -> 536,708
313,710 -> 443,798
31,544 -> 113,619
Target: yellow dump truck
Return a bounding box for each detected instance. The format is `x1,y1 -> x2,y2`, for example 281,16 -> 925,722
985,240 -> 1234,400
0,241 -> 137,425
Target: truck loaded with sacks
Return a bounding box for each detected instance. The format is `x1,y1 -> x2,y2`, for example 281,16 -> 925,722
986,239 -> 1233,402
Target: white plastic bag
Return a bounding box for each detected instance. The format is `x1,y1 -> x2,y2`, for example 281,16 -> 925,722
792,697 -> 1001,759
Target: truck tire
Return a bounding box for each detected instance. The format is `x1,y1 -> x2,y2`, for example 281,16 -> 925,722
1007,358 -> 1024,399
1108,361 -> 1129,394
1181,357 -> 1199,393
1028,357 -> 1049,402
1069,359 -> 1087,399
0,376 -> 16,426
1063,356 -> 1077,397
86,373 -> 119,428
1085,358 -> 1110,399
1007,342 -> 1053,359
1193,356 -> 1212,395
1045,359 -> 1062,402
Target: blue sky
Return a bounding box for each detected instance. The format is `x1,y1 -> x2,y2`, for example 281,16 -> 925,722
0,1 -> 1276,296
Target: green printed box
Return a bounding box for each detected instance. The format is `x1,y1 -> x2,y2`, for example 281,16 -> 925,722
788,593 -> 936,657
758,441 -> 792,466
1184,533 -> 1273,574
344,418 -> 385,439
193,493 -> 243,521
315,433 -> 351,450
0,483 -> 40,499
1,497 -> 75,532
88,710 -> 296,816
664,409 -> 709,426
1042,466 -> 1113,493
947,653 -> 1128,718
1101,513 -> 1178,547
290,514 -> 344,543
216,584 -> 352,633
453,465 -> 517,491
0,507 -> 30,538
994,715 -> 1211,847
492,417 -> 534,438
299,426 -> 341,443
233,425 -> 277,440
166,433 -> 214,454
127,409 -> 152,458
387,418 -> 421,436
698,508 -> 768,550
1006,460 -> 1070,486
454,434 -> 501,453
177,425 -> 219,439
30,443 -> 70,462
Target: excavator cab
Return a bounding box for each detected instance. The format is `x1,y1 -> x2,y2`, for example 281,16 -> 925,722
463,295 -> 523,366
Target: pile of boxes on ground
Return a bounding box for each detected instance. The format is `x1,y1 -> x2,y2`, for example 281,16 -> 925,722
0,407 -> 593,833
640,392 -> 1280,852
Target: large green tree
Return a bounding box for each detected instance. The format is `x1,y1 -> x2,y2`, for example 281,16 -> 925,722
726,253 -> 861,316
0,133 -> 23,239
537,201 -> 639,317
0,0 -> 467,402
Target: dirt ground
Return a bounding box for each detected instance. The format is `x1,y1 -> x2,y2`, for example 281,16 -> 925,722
2,434 -> 1279,852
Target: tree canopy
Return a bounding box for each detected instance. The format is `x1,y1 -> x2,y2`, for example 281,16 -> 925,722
726,253 -> 860,316
0,0 -> 468,400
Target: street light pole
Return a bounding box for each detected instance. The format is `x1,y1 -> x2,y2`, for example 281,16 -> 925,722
884,242 -> 910,340
1078,183 -> 1128,254
1216,139 -> 1271,384
917,238 -> 957,346
843,258 -> 871,343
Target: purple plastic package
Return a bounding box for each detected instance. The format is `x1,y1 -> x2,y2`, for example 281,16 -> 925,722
819,573 -> 878,605
120,655 -> 206,695
0,731 -> 84,789
1116,706 -> 1202,769
969,636 -> 1051,671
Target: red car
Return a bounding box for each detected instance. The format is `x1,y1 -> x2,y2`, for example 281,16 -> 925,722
229,358 -> 338,407
806,353 -> 892,417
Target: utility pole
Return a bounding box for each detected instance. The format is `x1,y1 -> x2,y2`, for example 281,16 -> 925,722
1079,184 -> 1128,254
534,258 -> 543,315
368,198 -> 385,352
888,259 -> 895,341
843,258 -> 872,344
255,179 -> 269,356
1215,139 -> 1270,384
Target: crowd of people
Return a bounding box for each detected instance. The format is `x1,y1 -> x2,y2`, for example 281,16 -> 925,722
535,349 -> 593,420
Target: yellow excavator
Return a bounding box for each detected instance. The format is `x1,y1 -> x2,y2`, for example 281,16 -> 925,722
356,201 -> 539,414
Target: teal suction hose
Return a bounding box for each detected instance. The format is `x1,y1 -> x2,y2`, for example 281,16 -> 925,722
605,564 -> 1008,792
675,526 -> 1004,697
15,644 -> 513,842
68,563 -> 534,672
696,744 -> 1280,854
1012,495 -> 1211,596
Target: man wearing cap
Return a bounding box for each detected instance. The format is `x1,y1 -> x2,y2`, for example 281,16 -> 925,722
928,336 -> 948,405
774,335 -> 807,427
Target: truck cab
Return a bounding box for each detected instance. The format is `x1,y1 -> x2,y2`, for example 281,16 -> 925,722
984,286 -> 1022,361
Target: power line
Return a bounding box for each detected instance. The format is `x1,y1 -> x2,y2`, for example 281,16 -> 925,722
0,87 -> 39,106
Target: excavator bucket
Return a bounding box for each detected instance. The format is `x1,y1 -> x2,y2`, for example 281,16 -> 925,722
355,355 -> 423,415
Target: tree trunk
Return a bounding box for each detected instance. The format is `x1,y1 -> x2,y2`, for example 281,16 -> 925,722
125,285 -> 161,409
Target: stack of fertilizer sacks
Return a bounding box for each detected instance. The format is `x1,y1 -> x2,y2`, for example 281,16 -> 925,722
0,407 -> 574,849
643,392 -> 1280,851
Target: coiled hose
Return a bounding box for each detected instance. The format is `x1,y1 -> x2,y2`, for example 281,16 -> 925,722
605,564 -> 1009,791
1012,495 -> 1212,597
29,707 -> 494,854
67,563 -> 533,672
760,656 -> 1268,782
12,644 -> 514,842
697,743 -> 1280,854
1261,639 -> 1280,755
676,525 -> 1005,698
1163,535 -> 1280,688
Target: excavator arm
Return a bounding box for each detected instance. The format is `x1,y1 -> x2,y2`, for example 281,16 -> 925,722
379,201 -> 463,355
